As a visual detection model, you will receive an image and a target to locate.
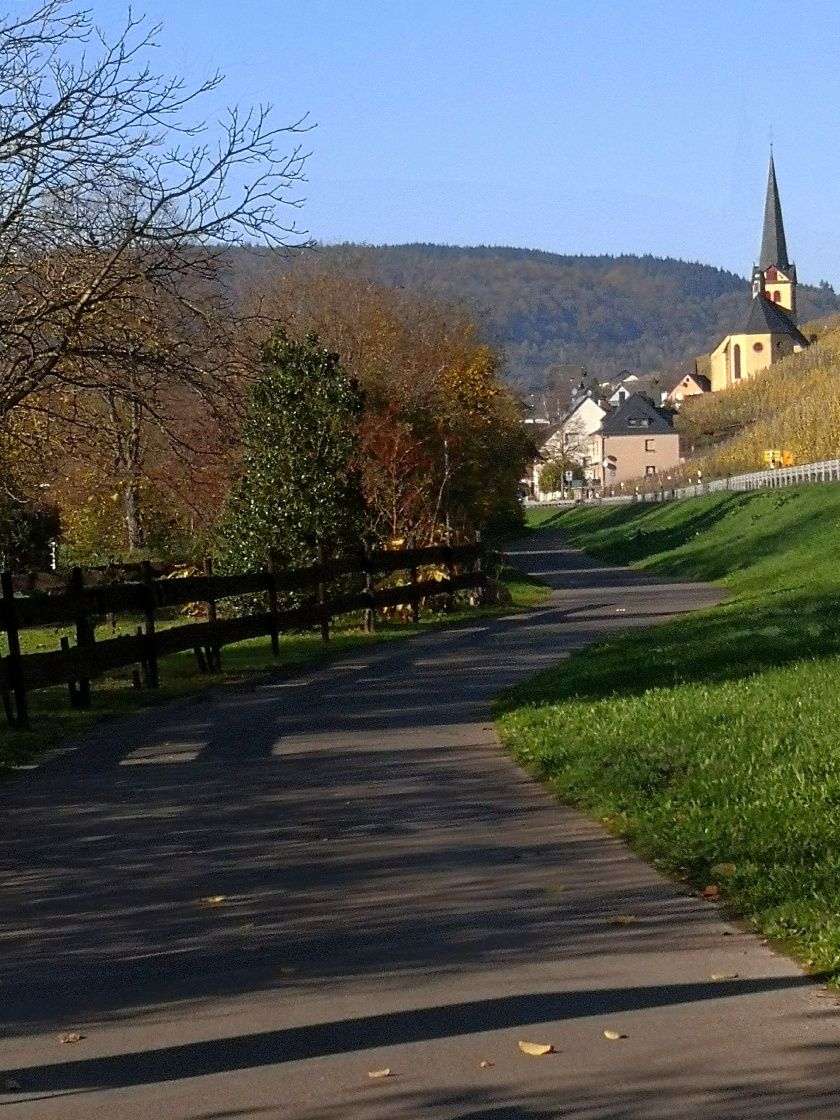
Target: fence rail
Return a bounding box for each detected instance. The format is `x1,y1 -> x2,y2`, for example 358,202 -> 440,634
0,543 -> 484,729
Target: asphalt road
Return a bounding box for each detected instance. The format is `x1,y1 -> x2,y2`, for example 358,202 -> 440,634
2,534 -> 838,1119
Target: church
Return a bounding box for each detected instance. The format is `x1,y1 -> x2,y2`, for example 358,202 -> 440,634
709,154 -> 810,392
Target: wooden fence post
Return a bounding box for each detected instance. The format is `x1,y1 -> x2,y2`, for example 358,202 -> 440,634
203,557 -> 221,671
1,571 -> 27,728
443,542 -> 455,613
140,561 -> 159,688
266,551 -> 280,656
69,567 -> 93,708
474,531 -> 483,603
316,540 -> 330,644
409,539 -> 420,624
362,542 -> 375,634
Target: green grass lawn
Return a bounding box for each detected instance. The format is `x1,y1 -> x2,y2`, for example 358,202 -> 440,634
499,487 -> 840,976
1,561 -> 549,769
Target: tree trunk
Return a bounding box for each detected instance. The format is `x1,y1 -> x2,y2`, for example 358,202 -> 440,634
124,478 -> 146,552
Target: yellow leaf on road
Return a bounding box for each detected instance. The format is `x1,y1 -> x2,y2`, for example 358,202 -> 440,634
200,895 -> 227,905
603,1030 -> 627,1040
59,1032 -> 85,1044
479,1060 -> 493,1068
518,1041 -> 554,1056
368,1068 -> 391,1079
610,915 -> 637,925
710,972 -> 739,981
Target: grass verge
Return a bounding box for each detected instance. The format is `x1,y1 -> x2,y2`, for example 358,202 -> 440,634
2,560 -> 549,770
498,487 -> 840,976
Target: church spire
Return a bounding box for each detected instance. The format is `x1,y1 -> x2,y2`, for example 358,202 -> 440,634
759,151 -> 790,270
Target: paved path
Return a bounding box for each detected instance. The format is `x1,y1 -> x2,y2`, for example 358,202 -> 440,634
1,535 -> 838,1119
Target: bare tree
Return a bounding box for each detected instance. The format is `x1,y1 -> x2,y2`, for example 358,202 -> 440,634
0,0 -> 310,424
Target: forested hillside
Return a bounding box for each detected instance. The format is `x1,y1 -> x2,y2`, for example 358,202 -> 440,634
232,244 -> 840,391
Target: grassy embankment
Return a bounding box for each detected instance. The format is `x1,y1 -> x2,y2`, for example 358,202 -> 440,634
1,563 -> 550,769
498,487 -> 840,975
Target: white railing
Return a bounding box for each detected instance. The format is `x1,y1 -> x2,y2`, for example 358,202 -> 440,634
528,458 -> 840,508
629,458 -> 840,503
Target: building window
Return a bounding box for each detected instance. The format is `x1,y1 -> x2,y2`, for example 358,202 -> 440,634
645,438 -> 655,452
753,342 -> 763,353
645,465 -> 657,476
773,291 -> 781,303
733,343 -> 741,380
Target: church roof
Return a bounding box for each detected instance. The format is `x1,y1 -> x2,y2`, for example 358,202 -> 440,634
599,392 -> 675,437
743,294 -> 809,345
759,153 -> 790,270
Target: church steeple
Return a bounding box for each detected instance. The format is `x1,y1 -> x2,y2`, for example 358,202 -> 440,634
752,150 -> 796,319
759,151 -> 790,270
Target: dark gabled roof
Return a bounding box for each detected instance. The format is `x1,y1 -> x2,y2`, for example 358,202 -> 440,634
759,153 -> 790,270
598,392 -> 675,437
692,373 -> 711,392
743,294 -> 809,346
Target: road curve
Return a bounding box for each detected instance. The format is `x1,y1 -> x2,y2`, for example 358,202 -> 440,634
2,533 -> 837,1119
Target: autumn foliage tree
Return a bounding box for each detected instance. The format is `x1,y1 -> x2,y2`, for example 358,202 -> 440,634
0,1 -> 310,557
247,264 -> 531,544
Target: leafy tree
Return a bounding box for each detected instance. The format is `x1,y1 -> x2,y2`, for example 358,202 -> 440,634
0,485 -> 59,571
539,459 -> 579,494
0,1 -> 308,422
247,266 -> 532,543
221,330 -> 364,572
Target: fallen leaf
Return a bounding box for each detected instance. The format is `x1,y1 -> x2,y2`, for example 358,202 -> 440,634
610,914 -> 637,925
2,1079 -> 22,1092
603,1030 -> 627,1040
200,895 -> 227,905
278,967 -> 297,976
711,862 -> 737,878
368,1068 -> 391,1079
479,1060 -> 493,1068
710,972 -> 739,981
59,1032 -> 85,1044
701,885 -> 719,900
544,885 -> 566,898
518,1040 -> 554,1056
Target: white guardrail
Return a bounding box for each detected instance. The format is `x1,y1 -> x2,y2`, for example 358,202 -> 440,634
530,458 -> 840,507
634,458 -> 840,503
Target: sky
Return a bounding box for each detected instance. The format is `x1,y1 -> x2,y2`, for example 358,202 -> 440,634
91,0 -> 840,287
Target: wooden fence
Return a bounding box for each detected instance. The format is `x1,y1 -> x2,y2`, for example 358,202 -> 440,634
0,543 -> 485,729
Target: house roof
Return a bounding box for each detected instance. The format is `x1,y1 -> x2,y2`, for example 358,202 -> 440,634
743,294 -> 809,346
598,392 -> 675,437
666,371 -> 711,396
759,153 -> 790,270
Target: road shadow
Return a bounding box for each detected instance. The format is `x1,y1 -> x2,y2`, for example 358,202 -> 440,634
1,975 -> 821,1098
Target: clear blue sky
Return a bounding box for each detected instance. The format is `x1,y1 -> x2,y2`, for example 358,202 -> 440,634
95,0 -> 840,286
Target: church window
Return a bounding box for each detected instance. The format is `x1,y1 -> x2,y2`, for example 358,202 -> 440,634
645,465 -> 657,475
645,438 -> 655,452
753,342 -> 764,353
733,344 -> 742,380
